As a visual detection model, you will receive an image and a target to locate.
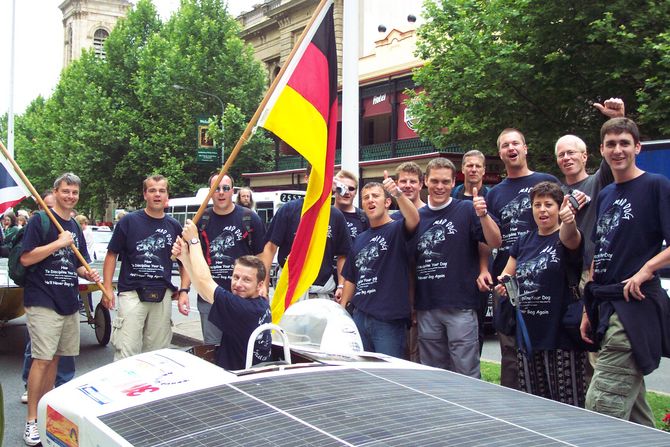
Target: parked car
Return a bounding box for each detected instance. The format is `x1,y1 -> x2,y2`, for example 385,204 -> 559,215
90,226 -> 112,261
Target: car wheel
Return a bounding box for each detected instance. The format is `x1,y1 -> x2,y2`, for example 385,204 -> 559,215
94,303 -> 111,346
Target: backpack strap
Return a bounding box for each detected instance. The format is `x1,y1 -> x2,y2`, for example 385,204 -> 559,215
37,210 -> 51,240
355,207 -> 368,225
241,207 -> 254,251
197,208 -> 213,265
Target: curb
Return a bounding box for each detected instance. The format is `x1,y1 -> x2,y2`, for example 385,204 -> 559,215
171,332 -> 202,348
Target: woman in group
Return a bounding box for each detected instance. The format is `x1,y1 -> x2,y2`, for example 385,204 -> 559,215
2,211 -> 18,241
495,181 -> 586,406
75,214 -> 95,259
17,212 -> 28,228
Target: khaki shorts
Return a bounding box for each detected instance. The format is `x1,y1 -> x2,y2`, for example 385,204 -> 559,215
25,306 -> 80,360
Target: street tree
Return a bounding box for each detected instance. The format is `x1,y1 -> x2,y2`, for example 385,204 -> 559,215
12,0 -> 270,214
412,0 -> 670,174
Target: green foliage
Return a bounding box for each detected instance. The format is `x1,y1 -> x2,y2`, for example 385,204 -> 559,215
412,0 -> 670,176
10,0 -> 269,217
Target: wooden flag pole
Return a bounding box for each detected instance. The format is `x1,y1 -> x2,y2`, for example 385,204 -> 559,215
0,141 -> 112,302
186,0 -> 333,227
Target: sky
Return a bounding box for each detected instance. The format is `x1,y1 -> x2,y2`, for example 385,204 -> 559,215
0,0 -> 423,116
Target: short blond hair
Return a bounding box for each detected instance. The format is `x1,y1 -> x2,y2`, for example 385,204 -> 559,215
335,169 -> 358,188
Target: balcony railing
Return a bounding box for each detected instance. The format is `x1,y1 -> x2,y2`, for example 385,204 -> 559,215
273,138 -> 462,171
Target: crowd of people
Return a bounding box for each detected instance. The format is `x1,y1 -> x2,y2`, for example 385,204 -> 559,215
16,98 -> 670,445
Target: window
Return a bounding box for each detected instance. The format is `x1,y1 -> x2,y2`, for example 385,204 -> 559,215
93,29 -> 109,58
67,25 -> 73,63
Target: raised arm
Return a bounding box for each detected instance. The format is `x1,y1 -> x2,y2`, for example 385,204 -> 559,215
558,195 -> 582,251
383,170 -> 419,233
258,241 -> 278,298
174,220 -> 218,303
473,187 -> 502,248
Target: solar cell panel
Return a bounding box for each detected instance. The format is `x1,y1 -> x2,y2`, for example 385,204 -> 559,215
99,367 -> 670,446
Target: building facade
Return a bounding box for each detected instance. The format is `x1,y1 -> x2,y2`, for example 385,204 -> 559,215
238,0 -> 501,191
59,0 -> 130,67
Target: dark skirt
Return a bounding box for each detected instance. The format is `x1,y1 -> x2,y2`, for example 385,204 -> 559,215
517,349 -> 587,407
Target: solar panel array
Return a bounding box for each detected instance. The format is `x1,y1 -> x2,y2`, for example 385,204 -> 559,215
99,367 -> 670,446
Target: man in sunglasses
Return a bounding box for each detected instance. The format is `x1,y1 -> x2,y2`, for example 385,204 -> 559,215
187,174 -> 266,345
260,165 -> 351,301
334,169 -> 369,241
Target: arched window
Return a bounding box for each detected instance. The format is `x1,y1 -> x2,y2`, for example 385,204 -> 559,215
67,25 -> 73,62
93,29 -> 109,58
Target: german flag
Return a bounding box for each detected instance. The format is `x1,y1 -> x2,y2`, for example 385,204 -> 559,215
257,0 -> 337,322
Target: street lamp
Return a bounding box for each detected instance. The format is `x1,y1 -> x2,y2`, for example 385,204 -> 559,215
173,84 -> 225,165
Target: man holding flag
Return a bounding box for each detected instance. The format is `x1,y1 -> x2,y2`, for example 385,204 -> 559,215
20,173 -> 99,446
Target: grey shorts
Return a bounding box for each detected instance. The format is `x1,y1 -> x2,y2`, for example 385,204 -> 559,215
25,306 -> 80,360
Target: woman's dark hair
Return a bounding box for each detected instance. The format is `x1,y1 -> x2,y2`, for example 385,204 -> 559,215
529,181 -> 564,205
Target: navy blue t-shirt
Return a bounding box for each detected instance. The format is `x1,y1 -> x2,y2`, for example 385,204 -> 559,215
342,219 -> 414,321
107,210 -> 182,292
511,230 -> 583,350
341,208 -> 369,241
593,172 -> 670,284
22,212 -> 89,315
487,172 -> 559,277
208,287 -> 271,370
415,200 -> 485,310
265,199 -> 351,286
199,206 -> 266,291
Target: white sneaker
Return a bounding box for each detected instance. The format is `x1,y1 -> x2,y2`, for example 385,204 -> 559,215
24,419 -> 41,446
21,389 -> 28,404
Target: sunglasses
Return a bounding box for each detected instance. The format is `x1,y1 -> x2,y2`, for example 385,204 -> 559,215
214,185 -> 232,192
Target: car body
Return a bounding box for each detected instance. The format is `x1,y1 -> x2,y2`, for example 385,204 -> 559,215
36,301 -> 670,446
89,226 -> 112,262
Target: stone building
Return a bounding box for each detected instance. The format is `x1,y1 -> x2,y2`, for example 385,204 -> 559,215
237,0 -> 502,190
59,0 -> 130,67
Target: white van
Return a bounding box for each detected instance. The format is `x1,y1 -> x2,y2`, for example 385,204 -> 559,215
167,187 -> 305,227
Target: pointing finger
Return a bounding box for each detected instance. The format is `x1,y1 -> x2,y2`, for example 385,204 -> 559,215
383,170 -> 389,180
472,186 -> 478,197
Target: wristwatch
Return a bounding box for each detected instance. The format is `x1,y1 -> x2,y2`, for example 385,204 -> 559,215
189,237 -> 200,245
178,287 -> 190,294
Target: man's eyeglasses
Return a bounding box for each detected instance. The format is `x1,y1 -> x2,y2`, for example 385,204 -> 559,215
214,185 -> 232,193
556,150 -> 583,159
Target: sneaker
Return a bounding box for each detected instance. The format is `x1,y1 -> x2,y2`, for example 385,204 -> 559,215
21,389 -> 28,404
24,420 -> 40,446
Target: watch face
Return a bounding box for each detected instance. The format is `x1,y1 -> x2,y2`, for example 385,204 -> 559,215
190,237 -> 199,245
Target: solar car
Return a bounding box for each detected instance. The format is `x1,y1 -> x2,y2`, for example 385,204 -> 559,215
37,301 -> 670,446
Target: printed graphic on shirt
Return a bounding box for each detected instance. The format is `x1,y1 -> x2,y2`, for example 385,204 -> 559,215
210,228 -> 239,260
52,247 -> 75,270
499,189 -> 532,250
130,229 -> 174,279
593,198 -> 634,274
354,235 -> 388,294
417,219 -> 456,260
44,236 -> 80,287
516,245 -> 559,316
346,221 -> 360,239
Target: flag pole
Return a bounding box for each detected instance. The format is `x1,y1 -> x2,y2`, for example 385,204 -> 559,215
0,141 -> 112,302
186,0 -> 334,227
